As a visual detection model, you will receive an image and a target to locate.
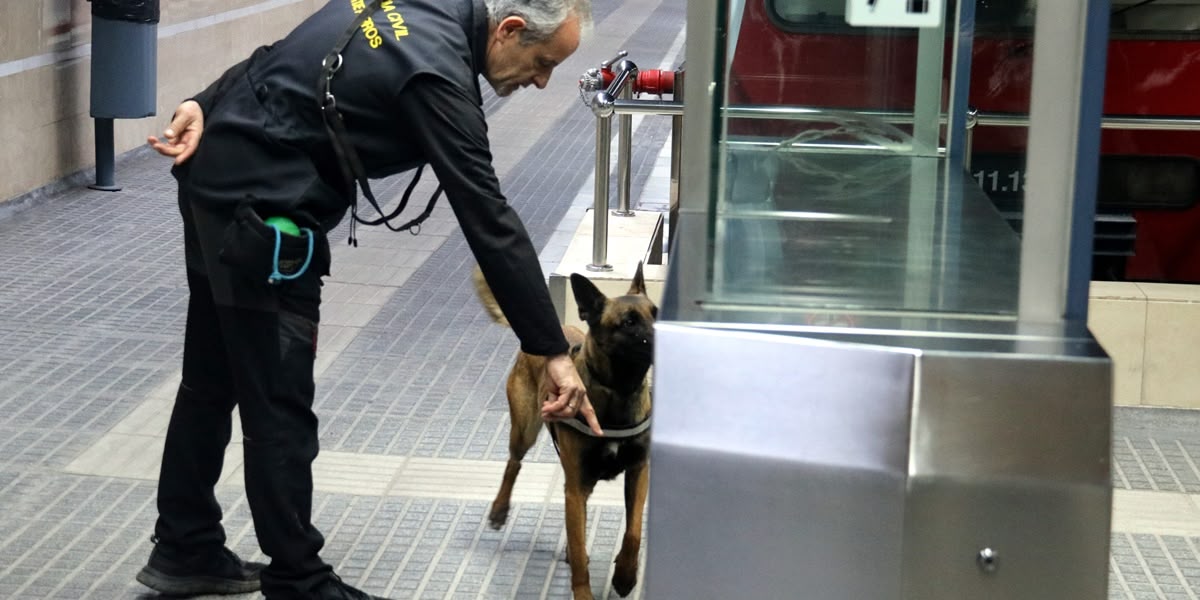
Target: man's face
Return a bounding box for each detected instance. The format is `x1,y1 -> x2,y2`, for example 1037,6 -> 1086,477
484,14 -> 582,97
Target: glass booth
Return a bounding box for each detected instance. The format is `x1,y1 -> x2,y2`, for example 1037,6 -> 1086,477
646,1 -> 1113,598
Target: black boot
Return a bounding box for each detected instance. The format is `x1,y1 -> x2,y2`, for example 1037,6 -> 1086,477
136,536 -> 266,596
262,573 -> 392,600
304,574 -> 392,600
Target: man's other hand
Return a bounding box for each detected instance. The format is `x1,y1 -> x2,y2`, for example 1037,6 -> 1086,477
148,100 -> 204,165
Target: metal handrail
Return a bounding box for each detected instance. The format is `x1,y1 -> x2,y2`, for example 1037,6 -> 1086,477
971,111 -> 1200,131
585,88 -> 1200,269
587,60 -> 639,271
605,100 -> 1200,132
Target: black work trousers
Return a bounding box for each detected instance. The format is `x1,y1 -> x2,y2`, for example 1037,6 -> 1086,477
154,190 -> 335,597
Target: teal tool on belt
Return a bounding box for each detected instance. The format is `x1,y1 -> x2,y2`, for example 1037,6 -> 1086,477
264,216 -> 314,285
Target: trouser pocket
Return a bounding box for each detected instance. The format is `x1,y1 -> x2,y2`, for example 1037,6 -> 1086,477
218,202 -> 329,284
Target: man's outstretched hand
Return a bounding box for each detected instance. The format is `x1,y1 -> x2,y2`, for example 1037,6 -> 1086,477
148,100 -> 204,165
542,354 -> 603,436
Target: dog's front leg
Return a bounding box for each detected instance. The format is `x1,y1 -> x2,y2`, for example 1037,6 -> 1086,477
612,461 -> 648,597
561,454 -> 594,600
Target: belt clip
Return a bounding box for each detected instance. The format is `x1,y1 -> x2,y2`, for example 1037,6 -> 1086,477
322,53 -> 343,108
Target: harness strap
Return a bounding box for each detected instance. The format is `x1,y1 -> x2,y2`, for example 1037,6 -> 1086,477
546,412 -> 651,459
319,0 -> 442,245
557,413 -> 652,439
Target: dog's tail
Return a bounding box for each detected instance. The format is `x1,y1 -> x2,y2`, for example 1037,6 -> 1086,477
471,265 -> 510,327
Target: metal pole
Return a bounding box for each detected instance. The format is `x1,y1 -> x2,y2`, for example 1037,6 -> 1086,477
965,107 -> 978,172
89,118 -> 121,192
586,62 -> 637,271
589,112 -> 614,272
945,0 -> 976,170
913,12 -> 946,157
614,72 -> 637,217
669,68 -> 684,255
1018,0 -> 1110,324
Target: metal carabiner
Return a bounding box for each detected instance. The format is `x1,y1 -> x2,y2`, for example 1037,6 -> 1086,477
322,53 -> 343,76
321,53 -> 343,108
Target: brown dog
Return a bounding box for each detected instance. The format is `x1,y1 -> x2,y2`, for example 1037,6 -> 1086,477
474,263 -> 656,600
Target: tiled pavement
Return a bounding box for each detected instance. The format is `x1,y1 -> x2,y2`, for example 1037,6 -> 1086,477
3,0 -> 1200,597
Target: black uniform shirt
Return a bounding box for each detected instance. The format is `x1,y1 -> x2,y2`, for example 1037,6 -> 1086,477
178,0 -> 569,357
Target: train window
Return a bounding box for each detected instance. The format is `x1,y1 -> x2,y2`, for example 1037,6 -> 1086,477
768,0 -> 1035,29
768,1 -> 1200,32
769,0 -> 847,27
972,154 -> 1200,211
1111,0 -> 1200,33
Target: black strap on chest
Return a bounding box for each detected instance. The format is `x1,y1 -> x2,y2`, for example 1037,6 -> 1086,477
319,0 -> 443,246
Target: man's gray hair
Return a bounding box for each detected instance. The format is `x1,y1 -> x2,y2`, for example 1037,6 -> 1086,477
485,0 -> 594,44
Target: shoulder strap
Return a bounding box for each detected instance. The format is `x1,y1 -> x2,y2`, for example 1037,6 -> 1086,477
319,0 -> 442,244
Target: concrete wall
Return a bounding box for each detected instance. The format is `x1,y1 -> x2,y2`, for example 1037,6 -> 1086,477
0,0 -> 325,204
1090,282 -> 1200,409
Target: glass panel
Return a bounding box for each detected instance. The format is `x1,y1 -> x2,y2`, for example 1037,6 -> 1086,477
965,1 -> 1036,280
703,0 -> 1026,325
967,0 -> 1200,284
1103,0 -> 1200,283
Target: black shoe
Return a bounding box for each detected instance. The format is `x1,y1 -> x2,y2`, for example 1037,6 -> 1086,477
136,536 -> 265,596
303,574 -> 391,600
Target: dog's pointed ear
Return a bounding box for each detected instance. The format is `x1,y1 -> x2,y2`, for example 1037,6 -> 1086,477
627,261 -> 647,296
571,273 -> 608,324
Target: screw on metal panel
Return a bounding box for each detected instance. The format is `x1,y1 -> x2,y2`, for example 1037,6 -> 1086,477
977,548 -> 998,573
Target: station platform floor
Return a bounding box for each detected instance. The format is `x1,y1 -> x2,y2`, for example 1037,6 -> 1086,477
0,0 -> 1198,597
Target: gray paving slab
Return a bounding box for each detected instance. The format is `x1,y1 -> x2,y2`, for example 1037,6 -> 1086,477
0,0 -> 667,597
1,0 -> 1199,597
1116,407 -> 1200,494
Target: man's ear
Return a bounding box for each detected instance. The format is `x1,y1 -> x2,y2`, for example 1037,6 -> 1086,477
571,273 -> 608,324
497,15 -> 527,42
627,261 -> 647,296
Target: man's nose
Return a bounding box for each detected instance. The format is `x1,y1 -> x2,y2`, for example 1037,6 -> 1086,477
533,72 -> 550,89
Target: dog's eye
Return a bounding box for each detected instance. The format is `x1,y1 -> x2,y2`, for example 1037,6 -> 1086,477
623,316 -> 637,328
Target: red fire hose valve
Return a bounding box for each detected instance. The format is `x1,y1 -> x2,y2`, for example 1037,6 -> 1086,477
635,69 -> 675,96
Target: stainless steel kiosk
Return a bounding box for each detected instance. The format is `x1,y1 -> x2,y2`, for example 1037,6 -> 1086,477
646,1 -> 1114,598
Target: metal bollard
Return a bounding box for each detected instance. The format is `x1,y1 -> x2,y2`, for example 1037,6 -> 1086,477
589,110 -> 614,272
613,61 -> 638,217
587,61 -> 637,271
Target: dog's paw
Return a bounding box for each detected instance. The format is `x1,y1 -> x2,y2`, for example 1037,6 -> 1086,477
487,504 -> 509,530
612,540 -> 639,597
611,568 -> 638,597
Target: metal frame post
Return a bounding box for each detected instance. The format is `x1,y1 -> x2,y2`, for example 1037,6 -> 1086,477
89,118 -> 121,192
588,60 -> 639,271
1018,0 -> 1110,324
913,10 -> 947,157
670,0 -> 726,304
590,111 -> 614,272
945,0 -> 976,170
669,68 -> 685,254
614,61 -> 638,217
